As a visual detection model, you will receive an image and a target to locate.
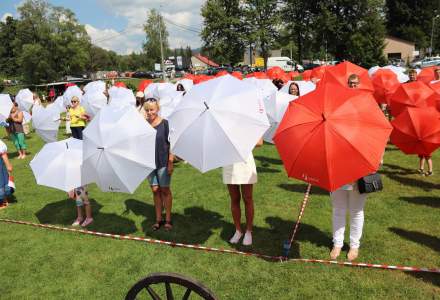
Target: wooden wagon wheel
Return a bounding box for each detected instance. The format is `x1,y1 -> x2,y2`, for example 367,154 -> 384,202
125,272 -> 218,300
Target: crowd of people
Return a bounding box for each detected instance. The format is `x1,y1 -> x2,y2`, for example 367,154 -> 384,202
0,64 -> 438,261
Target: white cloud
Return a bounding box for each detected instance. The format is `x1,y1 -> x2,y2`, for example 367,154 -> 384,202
1,13 -> 13,23
93,0 -> 204,54
85,24 -> 141,55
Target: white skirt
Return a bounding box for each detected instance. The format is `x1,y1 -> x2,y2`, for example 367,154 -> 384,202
222,154 -> 257,185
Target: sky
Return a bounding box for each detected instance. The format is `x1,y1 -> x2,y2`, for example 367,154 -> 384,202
0,0 -> 204,54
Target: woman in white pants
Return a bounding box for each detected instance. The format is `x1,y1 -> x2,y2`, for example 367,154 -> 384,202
330,182 -> 367,261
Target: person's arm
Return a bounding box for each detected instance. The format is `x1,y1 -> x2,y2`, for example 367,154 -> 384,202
255,138 -> 264,147
1,153 -> 12,173
11,111 -> 24,123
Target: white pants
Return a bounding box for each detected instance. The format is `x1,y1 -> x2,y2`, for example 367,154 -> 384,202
330,188 -> 367,248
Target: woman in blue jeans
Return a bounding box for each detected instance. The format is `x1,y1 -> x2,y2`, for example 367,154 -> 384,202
0,140 -> 13,209
144,98 -> 175,231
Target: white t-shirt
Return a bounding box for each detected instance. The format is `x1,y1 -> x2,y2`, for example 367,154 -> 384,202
0,140 -> 7,154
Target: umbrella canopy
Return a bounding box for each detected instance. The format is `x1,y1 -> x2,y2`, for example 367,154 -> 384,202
47,96 -> 67,113
429,80 -> 440,94
368,66 -> 380,77
23,111 -> 32,124
216,70 -> 229,77
15,88 -> 34,112
30,138 -> 83,192
158,90 -> 184,119
231,71 -> 243,80
417,66 -> 437,84
390,107 -> 440,156
138,79 -> 153,92
84,81 -> 106,94
426,92 -> 440,112
310,65 -> 328,81
175,79 -> 194,92
321,61 -> 374,92
31,104 -> 61,143
81,105 -> 156,193
263,91 -> 297,143
82,91 -> 108,117
168,74 -> 270,173
114,82 -> 126,88
382,65 -> 409,83
267,67 -> 285,79
63,85 -> 83,106
246,72 -> 268,79
301,70 -> 312,81
108,86 -> 135,108
280,81 -> 316,96
0,94 -> 13,123
273,83 -> 392,192
144,82 -> 175,99
243,78 -> 277,101
372,69 -> 400,104
389,81 -> 434,117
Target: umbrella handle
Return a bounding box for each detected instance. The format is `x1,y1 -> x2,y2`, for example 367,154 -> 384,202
283,183 -> 312,257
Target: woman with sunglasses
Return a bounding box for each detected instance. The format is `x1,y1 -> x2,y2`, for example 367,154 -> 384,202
143,98 -> 175,231
68,96 -> 89,140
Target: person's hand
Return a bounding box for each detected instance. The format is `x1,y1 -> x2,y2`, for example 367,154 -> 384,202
6,166 -> 12,173
167,160 -> 174,175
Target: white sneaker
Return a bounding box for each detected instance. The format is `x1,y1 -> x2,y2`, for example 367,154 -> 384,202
71,218 -> 83,226
242,231 -> 252,246
229,230 -> 243,244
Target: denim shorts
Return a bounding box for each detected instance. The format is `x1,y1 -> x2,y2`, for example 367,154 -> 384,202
147,167 -> 171,187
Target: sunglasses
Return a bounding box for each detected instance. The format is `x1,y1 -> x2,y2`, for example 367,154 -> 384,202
145,98 -> 158,102
71,101 -> 78,103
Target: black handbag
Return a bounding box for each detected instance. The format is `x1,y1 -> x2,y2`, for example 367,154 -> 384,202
357,173 -> 383,194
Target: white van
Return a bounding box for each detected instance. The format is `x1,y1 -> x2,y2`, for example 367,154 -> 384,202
267,56 -> 303,72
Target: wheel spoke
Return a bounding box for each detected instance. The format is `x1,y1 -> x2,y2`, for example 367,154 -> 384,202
165,282 -> 174,300
145,285 -> 162,300
182,288 -> 192,300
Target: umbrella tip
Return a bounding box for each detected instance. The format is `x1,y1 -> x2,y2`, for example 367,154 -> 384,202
66,142 -> 69,149
322,113 -> 326,121
204,101 -> 209,110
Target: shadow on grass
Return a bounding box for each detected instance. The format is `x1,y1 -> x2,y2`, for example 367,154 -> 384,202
256,166 -> 280,173
399,196 -> 440,208
389,227 -> 440,252
382,163 -> 415,175
124,199 -> 224,245
383,173 -> 440,191
408,272 -> 440,288
254,155 -> 283,166
35,198 -> 137,235
278,183 -> 328,195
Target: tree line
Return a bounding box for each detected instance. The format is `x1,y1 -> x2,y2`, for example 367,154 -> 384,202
0,1 -> 192,84
201,0 -> 440,68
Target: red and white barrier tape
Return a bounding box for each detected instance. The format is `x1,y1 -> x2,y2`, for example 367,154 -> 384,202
1,218 -> 439,274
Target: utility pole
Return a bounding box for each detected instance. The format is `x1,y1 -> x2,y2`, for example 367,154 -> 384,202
158,14 -> 166,81
430,14 -> 440,57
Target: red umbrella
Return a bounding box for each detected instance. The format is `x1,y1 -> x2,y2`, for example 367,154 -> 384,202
138,79 -> 152,92
114,82 -> 126,88
426,92 -> 440,112
216,70 -> 229,77
417,67 -> 437,85
231,71 -> 243,80
184,73 -> 196,80
193,75 -> 212,84
390,107 -> 440,156
65,82 -> 76,88
267,67 -> 285,79
273,83 -> 392,192
310,65 -> 328,81
429,80 -> 440,94
372,69 -> 400,104
321,61 -> 374,92
301,70 -> 312,81
389,81 -> 434,117
288,71 -> 300,80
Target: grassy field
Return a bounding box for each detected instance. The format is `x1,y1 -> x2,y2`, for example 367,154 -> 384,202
0,125 -> 439,299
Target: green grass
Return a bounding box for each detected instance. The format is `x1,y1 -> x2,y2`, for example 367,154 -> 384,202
0,127 -> 439,299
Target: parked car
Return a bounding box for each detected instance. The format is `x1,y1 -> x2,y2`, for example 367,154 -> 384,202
132,71 -> 155,79
302,63 -> 321,71
412,57 -> 440,68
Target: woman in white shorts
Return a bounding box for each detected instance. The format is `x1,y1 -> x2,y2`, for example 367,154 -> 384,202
223,139 -> 263,246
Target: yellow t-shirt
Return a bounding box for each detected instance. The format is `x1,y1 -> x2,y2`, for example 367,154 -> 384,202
69,106 -> 86,127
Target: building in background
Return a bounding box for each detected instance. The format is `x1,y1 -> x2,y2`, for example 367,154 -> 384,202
384,36 -> 416,63
191,53 -> 219,70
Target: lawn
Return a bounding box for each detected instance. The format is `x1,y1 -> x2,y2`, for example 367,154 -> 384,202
0,125 -> 439,299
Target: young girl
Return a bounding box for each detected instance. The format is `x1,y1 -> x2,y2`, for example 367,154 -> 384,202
223,139 -> 263,246
418,155 -> 433,176
69,186 -> 93,227
144,99 -> 175,231
8,102 -> 27,159
68,96 -> 88,140
0,140 -> 12,209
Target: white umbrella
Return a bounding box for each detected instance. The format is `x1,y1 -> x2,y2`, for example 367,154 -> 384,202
23,111 -> 32,124
81,105 -> 156,193
0,94 -> 13,123
168,74 -> 270,173
30,138 -> 83,192
108,86 -> 135,108
15,89 -> 34,112
82,91 -> 108,117
243,78 -> 277,101
144,82 -> 175,99
63,85 -> 83,106
31,104 -> 60,143
368,66 -> 380,77
263,92 -> 297,143
382,65 -> 409,83
176,79 -> 194,92
47,96 -> 67,113
280,81 -> 316,96
158,91 -> 184,119
84,81 -> 106,94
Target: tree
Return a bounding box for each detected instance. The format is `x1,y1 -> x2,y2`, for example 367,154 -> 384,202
386,0 -> 440,53
0,16 -> 19,76
201,0 -> 245,65
143,9 -> 169,70
242,0 -> 280,69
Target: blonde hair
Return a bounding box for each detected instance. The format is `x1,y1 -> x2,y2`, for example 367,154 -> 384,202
143,100 -> 160,111
71,96 -> 80,102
